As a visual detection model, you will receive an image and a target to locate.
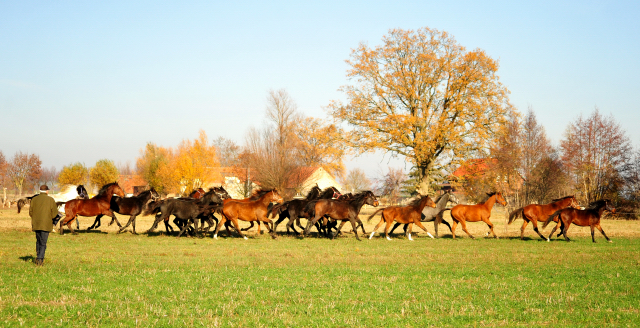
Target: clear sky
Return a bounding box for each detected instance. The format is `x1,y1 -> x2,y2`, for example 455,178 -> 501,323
1,1 -> 639,180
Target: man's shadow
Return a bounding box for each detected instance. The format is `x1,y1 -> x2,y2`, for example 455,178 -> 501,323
19,255 -> 35,263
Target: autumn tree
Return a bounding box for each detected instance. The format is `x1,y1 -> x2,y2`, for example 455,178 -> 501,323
136,143 -> 171,194
375,167 -> 406,205
0,151 -> 7,189
39,166 -> 59,190
294,116 -> 346,179
213,136 -> 241,167
89,159 -> 120,189
240,89 -> 302,197
341,168 -> 372,194
7,152 -> 42,196
329,27 -> 513,194
58,162 -> 89,186
561,108 -> 632,203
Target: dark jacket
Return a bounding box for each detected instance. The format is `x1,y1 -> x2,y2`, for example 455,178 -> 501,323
30,192 -> 58,232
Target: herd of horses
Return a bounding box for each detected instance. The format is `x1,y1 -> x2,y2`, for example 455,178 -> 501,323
43,182 -> 616,243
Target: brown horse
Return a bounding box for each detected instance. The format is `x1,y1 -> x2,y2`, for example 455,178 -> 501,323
443,192 -> 507,239
303,191 -> 379,241
508,196 -> 581,240
212,189 -> 284,239
367,195 -> 437,241
543,199 -> 615,243
60,182 -> 125,235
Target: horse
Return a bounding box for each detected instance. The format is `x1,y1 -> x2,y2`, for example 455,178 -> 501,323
303,190 -> 379,241
212,189 -> 284,239
508,196 -> 581,240
441,192 -> 507,239
147,188 -> 225,235
16,195 -> 36,214
226,189 -> 286,235
146,198 -> 218,238
543,199 -> 615,243
270,186 -> 341,235
103,188 -> 160,234
187,188 -> 205,199
388,190 -> 459,238
368,194 -> 437,240
59,182 -> 125,235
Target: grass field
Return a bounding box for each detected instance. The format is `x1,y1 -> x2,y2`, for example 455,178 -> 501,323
1,207 -> 639,327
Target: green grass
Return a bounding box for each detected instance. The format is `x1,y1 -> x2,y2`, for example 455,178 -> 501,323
1,210 -> 639,327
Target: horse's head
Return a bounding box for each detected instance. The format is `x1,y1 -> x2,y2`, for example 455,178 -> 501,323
568,196 -> 581,209
213,187 -> 231,200
269,189 -> 284,204
489,192 -> 507,206
604,199 -> 616,213
447,191 -> 460,205
423,195 -> 437,208
149,188 -> 160,201
365,191 -> 379,207
331,186 -> 341,199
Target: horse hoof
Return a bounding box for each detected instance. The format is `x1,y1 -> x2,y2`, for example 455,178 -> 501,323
243,236 -> 248,240
427,232 -> 434,239
609,240 -> 613,243
386,236 -> 392,241
547,238 -> 550,242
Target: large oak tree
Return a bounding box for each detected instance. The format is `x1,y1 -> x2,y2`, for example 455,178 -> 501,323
329,27 -> 513,193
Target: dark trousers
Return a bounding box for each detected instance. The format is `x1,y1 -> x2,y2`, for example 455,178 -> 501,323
35,230 -> 49,260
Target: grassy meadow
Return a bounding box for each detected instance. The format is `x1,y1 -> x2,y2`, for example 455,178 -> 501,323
1,207 -> 639,327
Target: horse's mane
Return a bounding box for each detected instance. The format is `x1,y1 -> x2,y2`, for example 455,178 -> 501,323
349,190 -> 372,202
408,195 -> 430,207
97,182 -> 118,196
305,186 -> 322,200
586,199 -> 609,210
319,186 -> 337,198
249,188 -> 275,199
433,193 -> 449,204
551,195 -> 574,202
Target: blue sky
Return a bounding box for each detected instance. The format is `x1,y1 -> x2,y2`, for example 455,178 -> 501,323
1,1 -> 639,179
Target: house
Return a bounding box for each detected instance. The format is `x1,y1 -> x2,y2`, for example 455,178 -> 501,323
118,175 -> 148,196
287,167 -> 342,198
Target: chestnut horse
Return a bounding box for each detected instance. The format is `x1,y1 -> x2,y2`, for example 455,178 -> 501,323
60,182 -> 125,235
212,189 -> 284,239
303,190 -> 379,241
368,195 -> 437,241
508,196 -> 581,240
443,192 -> 507,239
543,199 -> 615,243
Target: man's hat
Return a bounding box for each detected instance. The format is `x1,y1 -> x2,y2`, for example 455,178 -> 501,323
39,185 -> 49,191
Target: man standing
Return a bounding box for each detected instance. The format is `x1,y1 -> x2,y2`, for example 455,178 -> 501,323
29,185 -> 58,266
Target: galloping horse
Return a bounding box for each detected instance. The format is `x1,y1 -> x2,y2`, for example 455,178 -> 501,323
212,189 -> 284,239
368,195 -> 437,240
109,189 -> 160,234
60,182 -> 125,235
303,190 -> 379,241
443,192 -> 507,239
508,196 -> 580,240
543,199 -> 615,243
270,186 -> 341,235
389,190 -> 459,238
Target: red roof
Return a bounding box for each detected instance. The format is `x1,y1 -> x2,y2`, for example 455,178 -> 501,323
118,175 -> 147,194
452,159 -> 496,179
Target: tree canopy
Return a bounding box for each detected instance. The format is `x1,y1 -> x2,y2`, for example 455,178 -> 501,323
329,27 -> 513,193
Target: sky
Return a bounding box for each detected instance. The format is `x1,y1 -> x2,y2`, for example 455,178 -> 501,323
1,0 -> 639,181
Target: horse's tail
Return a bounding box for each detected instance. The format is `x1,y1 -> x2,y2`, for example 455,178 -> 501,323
367,208 -> 385,222
268,202 -> 288,218
542,210 -> 563,229
508,207 -> 524,225
436,208 -> 451,226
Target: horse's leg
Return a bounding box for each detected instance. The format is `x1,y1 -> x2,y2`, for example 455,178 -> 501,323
230,218 -> 247,240
212,216 -> 227,239
438,219 -> 453,236
88,214 -> 103,230
67,216 -> 78,235
547,220 -> 560,241
177,219 -> 191,237
241,222 -> 255,232
356,218 -> 366,234
458,220 -> 474,239
414,221 -> 434,239
590,224 -> 596,243
369,217 -> 385,239
530,219 -> 547,241
332,221 -> 347,239
484,219 -> 498,239
147,213 -> 164,233
561,221 -> 571,242
287,214 -> 301,235
520,220 -> 529,240
450,220 -> 458,239
406,223 -> 414,241
595,223 -> 612,243
388,222 -> 402,235
349,217 -> 360,241
118,215 -> 135,234
76,217 -> 80,230
108,212 -> 123,228
273,214 -> 285,234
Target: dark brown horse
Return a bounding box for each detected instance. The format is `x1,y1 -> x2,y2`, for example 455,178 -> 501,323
367,195 -> 437,240
269,186 -> 341,235
443,192 -> 507,239
110,189 -> 160,234
60,182 -> 125,235
212,189 -> 284,239
303,190 -> 379,240
508,196 -> 581,240
543,199 -> 615,243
